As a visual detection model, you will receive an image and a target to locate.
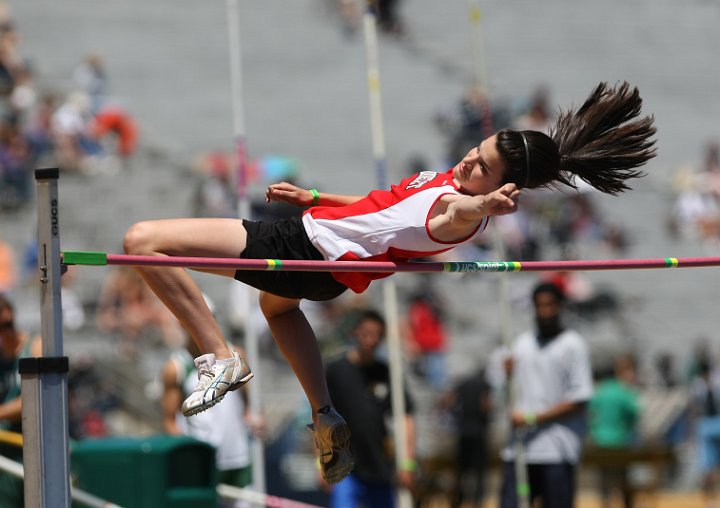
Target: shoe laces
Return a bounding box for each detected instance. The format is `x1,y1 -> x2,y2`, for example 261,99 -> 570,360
194,353 -> 217,386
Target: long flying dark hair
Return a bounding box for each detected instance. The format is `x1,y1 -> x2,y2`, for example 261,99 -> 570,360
497,82 -> 657,195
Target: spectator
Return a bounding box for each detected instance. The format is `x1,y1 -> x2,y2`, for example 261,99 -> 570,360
0,294 -> 42,507
375,0 -> 404,35
702,142 -> 720,200
0,233 -> 16,292
325,0 -> 361,38
514,86 -> 553,135
589,354 -> 641,508
542,268 -> 620,322
440,367 -> 493,508
499,282 -> 593,508
690,357 -> 720,507
0,114 -> 35,209
67,355 -> 117,440
24,92 -> 57,164
404,281 -> 449,390
90,105 -> 138,166
434,86 -> 509,167
0,18 -> 25,98
162,333 -> 261,507
73,54 -> 107,114
654,351 -> 679,389
324,309 -> 416,508
668,143 -> 720,246
191,150 -> 238,218
9,65 -> 36,120
50,91 -> 99,173
687,338 -> 713,384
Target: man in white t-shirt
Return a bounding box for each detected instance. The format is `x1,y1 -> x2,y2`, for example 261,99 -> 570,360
499,282 -> 593,508
162,337 -> 261,507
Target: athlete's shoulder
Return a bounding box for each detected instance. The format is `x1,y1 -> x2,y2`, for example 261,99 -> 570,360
399,169 -> 456,191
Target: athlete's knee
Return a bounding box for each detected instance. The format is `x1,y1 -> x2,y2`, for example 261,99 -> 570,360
258,291 -> 300,319
123,221 -> 160,255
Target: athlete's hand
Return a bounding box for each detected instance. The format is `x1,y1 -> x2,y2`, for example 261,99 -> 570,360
483,183 -> 520,216
265,182 -> 312,206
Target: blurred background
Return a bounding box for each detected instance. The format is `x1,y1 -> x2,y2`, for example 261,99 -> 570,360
1,0 -> 720,506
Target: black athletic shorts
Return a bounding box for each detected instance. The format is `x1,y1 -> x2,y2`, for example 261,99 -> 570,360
234,216 -> 348,301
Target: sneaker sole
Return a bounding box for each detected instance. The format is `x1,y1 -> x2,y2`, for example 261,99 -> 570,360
182,392 -> 226,417
183,372 -> 254,417
323,422 -> 355,484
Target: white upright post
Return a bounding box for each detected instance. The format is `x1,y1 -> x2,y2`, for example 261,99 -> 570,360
362,4 -> 412,508
468,3 -> 529,506
21,168 -> 72,507
226,0 -> 266,493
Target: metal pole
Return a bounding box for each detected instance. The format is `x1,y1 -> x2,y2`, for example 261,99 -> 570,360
21,168 -> 71,507
362,3 -> 412,508
468,2 -> 529,505
226,0 -> 266,494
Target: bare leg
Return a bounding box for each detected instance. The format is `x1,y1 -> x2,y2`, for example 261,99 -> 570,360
123,218 -> 247,359
259,292 -> 332,415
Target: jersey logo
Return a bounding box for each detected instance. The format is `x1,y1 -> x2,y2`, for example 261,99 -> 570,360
406,171 -> 438,190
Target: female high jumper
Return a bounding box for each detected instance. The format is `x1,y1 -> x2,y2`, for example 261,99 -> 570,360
123,81 -> 656,484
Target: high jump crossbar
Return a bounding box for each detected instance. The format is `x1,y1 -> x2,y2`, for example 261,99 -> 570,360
61,251 -> 720,273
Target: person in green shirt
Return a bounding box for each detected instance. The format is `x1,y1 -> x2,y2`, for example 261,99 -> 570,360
589,354 -> 640,508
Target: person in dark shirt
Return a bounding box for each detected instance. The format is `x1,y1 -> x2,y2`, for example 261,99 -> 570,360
324,309 -> 416,508
691,359 -> 720,507
0,294 -> 42,507
441,368 -> 492,508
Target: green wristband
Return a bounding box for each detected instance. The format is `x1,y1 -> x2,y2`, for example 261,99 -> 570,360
309,188 -> 320,206
524,412 -> 537,426
401,458 -> 417,472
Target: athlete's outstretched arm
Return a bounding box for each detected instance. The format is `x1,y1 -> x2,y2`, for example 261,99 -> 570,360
447,183 -> 520,222
266,182 -> 365,207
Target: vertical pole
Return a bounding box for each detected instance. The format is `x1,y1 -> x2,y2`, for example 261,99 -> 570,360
362,4 -> 412,508
21,168 -> 71,507
468,3 -> 529,506
363,2 -> 388,191
226,0 -> 266,493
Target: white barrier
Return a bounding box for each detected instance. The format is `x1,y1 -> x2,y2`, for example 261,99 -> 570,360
0,454 -> 122,508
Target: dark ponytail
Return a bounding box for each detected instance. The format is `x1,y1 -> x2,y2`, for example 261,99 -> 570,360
497,82 -> 657,195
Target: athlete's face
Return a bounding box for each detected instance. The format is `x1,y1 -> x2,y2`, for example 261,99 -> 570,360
452,134 -> 506,196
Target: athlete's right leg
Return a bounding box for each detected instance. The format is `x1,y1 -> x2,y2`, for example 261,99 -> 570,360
259,292 -> 354,484
124,218 -> 256,415
123,217 -> 247,360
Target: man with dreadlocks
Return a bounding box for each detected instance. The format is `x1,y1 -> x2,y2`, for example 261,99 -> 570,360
123,81 -> 656,485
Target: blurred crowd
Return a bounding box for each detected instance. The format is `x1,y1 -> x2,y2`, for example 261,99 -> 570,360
0,3 -> 138,213
667,141 -> 720,250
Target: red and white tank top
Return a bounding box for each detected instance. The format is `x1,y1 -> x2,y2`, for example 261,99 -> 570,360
302,169 -> 489,293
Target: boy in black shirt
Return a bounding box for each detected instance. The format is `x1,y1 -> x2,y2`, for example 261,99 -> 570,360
325,310 -> 416,507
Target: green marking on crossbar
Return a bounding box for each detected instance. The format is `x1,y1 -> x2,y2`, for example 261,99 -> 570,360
62,251 -> 108,266
444,261 -> 522,273
265,259 -> 282,270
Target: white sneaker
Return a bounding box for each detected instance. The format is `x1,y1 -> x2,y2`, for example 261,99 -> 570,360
181,352 -> 253,417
